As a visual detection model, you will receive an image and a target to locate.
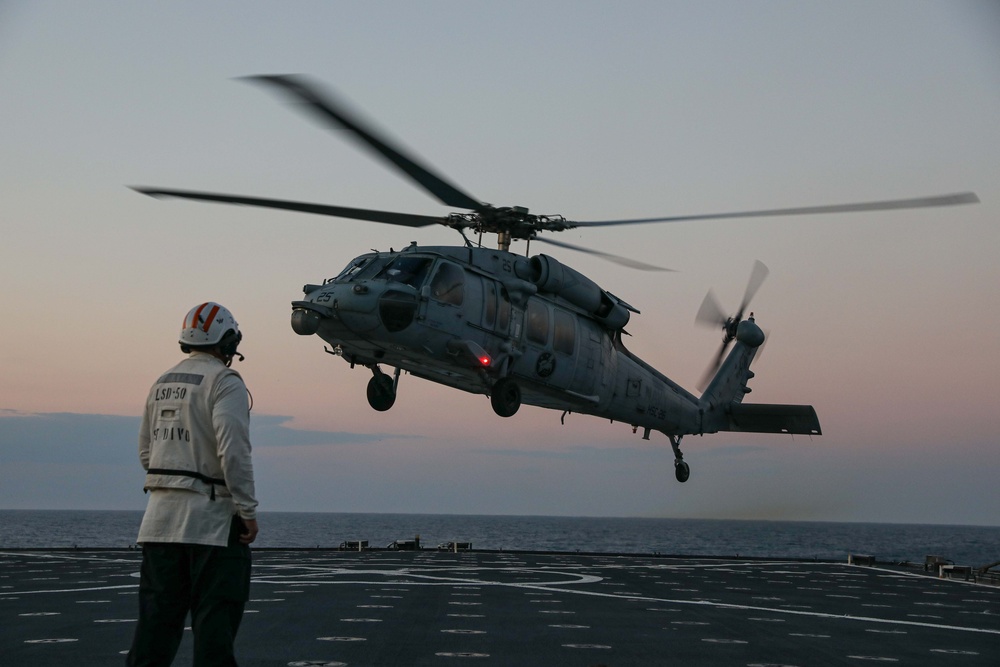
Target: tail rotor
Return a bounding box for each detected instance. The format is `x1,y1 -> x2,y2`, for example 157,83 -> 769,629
696,260 -> 769,388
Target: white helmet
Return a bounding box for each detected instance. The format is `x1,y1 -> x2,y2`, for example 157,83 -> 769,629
179,302 -> 241,348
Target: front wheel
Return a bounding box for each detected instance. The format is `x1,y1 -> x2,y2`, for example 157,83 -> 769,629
674,460 -> 691,483
490,377 -> 521,418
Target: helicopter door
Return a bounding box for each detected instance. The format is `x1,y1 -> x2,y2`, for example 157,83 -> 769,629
460,271 -> 496,354
570,318 -> 602,398
424,261 -> 467,330
481,281 -> 511,336
424,261 -> 499,371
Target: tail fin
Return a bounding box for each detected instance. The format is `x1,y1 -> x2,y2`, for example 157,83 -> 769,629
699,318 -> 821,435
725,403 -> 821,435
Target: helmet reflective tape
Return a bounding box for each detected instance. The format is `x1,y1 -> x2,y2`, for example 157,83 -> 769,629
202,304 -> 220,331
179,302 -> 240,347
188,302 -> 221,332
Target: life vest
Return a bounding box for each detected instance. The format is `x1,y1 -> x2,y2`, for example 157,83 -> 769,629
142,353 -> 247,501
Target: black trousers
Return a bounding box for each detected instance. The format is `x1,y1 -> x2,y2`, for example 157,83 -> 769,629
126,516 -> 251,667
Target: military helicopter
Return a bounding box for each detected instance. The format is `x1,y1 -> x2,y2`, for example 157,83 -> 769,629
133,75 -> 979,482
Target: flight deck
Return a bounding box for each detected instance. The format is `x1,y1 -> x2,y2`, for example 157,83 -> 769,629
2,548 -> 998,666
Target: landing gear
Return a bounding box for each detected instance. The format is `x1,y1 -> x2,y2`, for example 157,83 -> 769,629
490,377 -> 521,417
669,435 -> 690,483
366,367 -> 397,411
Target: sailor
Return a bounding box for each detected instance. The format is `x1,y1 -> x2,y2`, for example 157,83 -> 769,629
127,302 -> 259,667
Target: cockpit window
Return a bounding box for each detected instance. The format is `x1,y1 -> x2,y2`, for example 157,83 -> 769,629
377,256 -> 433,288
430,262 -> 465,305
483,282 -> 497,327
553,309 -> 575,355
526,298 -> 549,345
497,286 -> 511,332
355,257 -> 389,280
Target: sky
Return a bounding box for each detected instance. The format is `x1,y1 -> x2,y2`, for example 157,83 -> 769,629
1,2 -> 998,525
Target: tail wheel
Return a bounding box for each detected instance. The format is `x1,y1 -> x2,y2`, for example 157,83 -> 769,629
367,373 -> 396,411
490,377 -> 521,417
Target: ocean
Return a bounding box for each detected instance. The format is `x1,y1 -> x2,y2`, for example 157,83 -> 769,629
0,510 -> 997,566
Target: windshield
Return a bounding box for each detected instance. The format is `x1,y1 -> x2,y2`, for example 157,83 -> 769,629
334,256 -> 389,283
335,257 -> 371,282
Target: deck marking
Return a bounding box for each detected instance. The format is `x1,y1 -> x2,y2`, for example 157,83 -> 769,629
846,657 -> 898,662
442,629 -> 486,634
0,583 -> 137,596
523,584 -> 1000,636
930,649 -> 979,655
248,558 -> 1000,636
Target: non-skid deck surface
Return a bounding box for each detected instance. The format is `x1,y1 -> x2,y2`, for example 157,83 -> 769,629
2,549 -> 998,666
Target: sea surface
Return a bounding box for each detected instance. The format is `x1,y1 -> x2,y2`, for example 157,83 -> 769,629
0,510 -> 997,565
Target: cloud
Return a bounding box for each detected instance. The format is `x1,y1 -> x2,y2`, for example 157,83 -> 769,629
699,444 -> 773,457
251,414 -> 405,447
473,441 -> 784,464
473,443 -> 666,463
0,410 -> 408,510
0,412 -> 139,465
0,411 -> 400,466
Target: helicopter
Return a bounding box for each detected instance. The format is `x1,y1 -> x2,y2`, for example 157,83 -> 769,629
133,75 -> 979,483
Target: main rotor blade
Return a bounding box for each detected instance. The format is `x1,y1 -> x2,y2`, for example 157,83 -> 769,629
572,192 -> 980,227
131,187 -> 447,227
245,75 -> 485,212
532,236 -> 674,271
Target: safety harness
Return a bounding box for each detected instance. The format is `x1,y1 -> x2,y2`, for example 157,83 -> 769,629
146,468 -> 227,500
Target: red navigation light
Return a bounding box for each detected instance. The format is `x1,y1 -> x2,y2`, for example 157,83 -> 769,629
479,355 -> 491,366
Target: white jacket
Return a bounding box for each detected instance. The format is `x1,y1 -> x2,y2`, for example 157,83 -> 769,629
137,352 -> 258,546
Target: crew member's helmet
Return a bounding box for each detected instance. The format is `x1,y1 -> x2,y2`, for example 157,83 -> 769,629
179,302 -> 241,353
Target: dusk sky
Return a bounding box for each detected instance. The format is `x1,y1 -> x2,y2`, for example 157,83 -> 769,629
2,2 -> 998,526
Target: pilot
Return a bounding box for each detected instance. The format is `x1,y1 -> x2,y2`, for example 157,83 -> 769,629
127,302 -> 259,667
